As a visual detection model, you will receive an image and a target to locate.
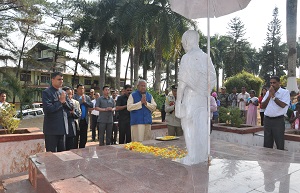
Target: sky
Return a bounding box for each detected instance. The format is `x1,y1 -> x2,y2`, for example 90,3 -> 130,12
2,0 -> 298,80
75,0 -> 296,77
196,0 -> 290,49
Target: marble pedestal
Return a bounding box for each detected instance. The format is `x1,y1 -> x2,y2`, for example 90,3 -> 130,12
28,138 -> 300,193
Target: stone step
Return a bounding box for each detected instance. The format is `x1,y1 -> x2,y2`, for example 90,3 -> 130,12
0,172 -> 36,193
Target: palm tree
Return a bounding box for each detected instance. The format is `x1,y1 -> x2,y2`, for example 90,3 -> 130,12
118,0 -> 149,87
84,0 -> 117,94
71,3 -> 95,88
286,0 -> 298,93
146,0 -> 195,92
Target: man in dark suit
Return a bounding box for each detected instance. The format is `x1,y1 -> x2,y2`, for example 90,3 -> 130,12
73,84 -> 93,148
116,84 -> 132,144
42,72 -> 73,152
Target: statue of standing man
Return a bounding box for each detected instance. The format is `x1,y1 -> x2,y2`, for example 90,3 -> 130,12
175,30 -> 216,165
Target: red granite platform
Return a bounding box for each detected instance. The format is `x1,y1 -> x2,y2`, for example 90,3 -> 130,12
21,138 -> 300,193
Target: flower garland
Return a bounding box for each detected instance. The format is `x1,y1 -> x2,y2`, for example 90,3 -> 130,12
124,142 -> 187,159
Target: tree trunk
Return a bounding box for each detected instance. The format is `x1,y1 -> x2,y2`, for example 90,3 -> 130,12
72,44 -> 81,88
175,56 -> 179,84
154,41 -> 162,92
16,25 -> 29,79
14,24 -> 29,104
286,0 -> 298,92
143,61 -> 147,81
166,61 -> 169,89
216,68 -> 220,91
115,37 -> 121,90
105,53 -> 110,84
124,52 -> 130,87
133,41 -> 141,87
53,17 -> 64,72
130,48 -> 134,86
99,46 -> 106,96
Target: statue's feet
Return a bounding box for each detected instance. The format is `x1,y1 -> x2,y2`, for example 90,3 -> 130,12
173,155 -> 208,165
173,156 -> 193,166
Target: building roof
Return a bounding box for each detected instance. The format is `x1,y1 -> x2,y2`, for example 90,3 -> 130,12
31,42 -> 73,53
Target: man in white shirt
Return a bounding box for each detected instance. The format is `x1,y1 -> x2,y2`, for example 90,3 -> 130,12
90,92 -> 100,141
237,87 -> 250,122
0,92 -> 9,109
262,76 -> 290,150
0,92 -> 9,129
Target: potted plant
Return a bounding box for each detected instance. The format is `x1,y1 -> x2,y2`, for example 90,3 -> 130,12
0,104 -> 20,134
219,106 -> 244,128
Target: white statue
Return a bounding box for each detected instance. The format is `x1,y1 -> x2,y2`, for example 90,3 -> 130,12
175,30 -> 216,165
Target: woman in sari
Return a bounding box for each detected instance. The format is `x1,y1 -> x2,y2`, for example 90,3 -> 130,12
246,90 -> 259,126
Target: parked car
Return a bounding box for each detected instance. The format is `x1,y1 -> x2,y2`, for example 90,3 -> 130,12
15,108 -> 44,119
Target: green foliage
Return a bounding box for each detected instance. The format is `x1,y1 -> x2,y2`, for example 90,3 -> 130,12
259,7 -> 287,81
0,71 -> 38,113
0,104 -> 20,134
224,71 -> 264,96
223,17 -> 253,78
147,88 -> 165,111
286,108 -> 294,119
219,106 -> 244,128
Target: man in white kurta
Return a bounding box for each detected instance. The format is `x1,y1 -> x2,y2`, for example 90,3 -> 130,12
175,30 -> 216,165
127,80 -> 157,141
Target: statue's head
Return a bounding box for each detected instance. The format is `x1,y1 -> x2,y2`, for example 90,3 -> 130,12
181,30 -> 199,52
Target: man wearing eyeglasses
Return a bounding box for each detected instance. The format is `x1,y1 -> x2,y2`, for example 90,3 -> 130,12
262,76 -> 290,150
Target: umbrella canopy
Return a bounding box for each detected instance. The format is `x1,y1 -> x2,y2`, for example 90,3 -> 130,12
169,0 -> 251,19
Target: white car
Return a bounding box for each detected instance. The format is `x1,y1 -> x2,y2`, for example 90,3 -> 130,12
15,108 -> 44,119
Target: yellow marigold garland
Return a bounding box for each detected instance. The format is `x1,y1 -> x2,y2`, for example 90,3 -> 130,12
124,142 -> 187,159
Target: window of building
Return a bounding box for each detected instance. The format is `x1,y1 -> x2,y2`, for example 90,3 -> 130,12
74,78 -> 79,85
93,80 -> 99,85
41,73 -> 50,83
84,78 -> 91,85
20,72 -> 31,81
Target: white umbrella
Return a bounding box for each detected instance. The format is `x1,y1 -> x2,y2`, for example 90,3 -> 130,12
169,0 -> 251,162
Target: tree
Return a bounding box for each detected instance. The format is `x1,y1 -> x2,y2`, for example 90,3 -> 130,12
286,0 -> 298,93
223,17 -> 251,78
46,0 -> 80,72
86,0 -> 117,94
259,7 -> 287,84
70,1 -> 96,88
147,0 -> 194,92
0,0 -> 47,63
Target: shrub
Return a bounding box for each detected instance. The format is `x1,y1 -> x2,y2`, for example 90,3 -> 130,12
224,71 -> 264,96
147,88 -> 165,111
0,104 -> 20,134
219,106 -> 244,127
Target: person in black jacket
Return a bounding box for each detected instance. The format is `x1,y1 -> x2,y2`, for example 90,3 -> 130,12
42,72 -> 73,152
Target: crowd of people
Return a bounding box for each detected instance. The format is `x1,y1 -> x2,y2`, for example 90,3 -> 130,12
209,76 -> 300,151
1,71 -> 298,154
42,72 -> 157,152
210,86 -> 262,126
